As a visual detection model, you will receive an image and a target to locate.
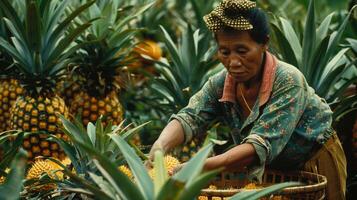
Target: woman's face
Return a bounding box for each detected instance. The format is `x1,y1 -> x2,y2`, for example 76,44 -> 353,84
216,30 -> 268,83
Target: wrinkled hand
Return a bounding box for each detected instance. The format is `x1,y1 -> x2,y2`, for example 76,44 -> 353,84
145,141 -> 164,169
168,163 -> 186,176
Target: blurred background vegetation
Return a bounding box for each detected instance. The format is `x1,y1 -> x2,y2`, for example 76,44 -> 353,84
0,0 -> 356,199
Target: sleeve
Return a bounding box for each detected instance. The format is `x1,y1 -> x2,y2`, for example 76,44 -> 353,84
242,81 -> 308,181
169,77 -> 221,143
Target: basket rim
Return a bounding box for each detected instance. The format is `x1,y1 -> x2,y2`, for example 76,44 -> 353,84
201,170 -> 327,196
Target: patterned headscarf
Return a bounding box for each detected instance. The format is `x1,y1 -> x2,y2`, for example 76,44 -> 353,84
203,0 -> 256,32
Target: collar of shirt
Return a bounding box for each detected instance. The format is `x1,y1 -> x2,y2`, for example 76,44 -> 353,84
218,51 -> 277,107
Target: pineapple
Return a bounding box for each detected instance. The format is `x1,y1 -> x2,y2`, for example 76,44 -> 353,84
118,165 -> 133,179
129,39 -> 162,74
175,137 -> 203,162
151,26 -> 219,161
0,79 -> 23,132
163,155 -> 180,172
0,168 -> 10,184
26,159 -> 63,191
70,91 -> 123,127
0,11 -> 24,132
10,96 -> 69,160
147,155 -> 180,179
56,75 -> 82,106
69,1 -> 152,127
0,0 -> 94,161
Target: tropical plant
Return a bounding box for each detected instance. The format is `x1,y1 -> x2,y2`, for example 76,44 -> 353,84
69,0 -> 154,128
173,0 -> 219,32
18,113 -> 218,199
152,25 -> 220,113
0,5 -> 23,132
0,149 -> 27,200
0,0 -> 94,161
57,118 -> 220,200
229,181 -> 302,200
270,0 -> 357,120
150,25 -> 221,161
0,130 -> 25,170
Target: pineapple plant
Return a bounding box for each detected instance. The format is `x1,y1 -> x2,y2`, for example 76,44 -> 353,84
152,25 -> 220,162
26,159 -> 63,191
55,115 -> 221,200
270,0 -> 357,120
0,7 -> 23,132
0,0 -> 94,161
147,155 -> 180,179
69,0 -> 154,127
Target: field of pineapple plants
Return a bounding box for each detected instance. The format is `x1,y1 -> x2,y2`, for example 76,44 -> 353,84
0,0 -> 356,199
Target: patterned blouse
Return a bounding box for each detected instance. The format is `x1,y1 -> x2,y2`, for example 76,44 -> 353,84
170,52 -> 334,180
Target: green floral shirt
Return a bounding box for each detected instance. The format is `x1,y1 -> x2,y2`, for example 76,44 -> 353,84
171,53 -> 333,179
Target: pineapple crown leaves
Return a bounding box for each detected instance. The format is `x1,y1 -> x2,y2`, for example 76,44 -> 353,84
151,25 -> 219,111
71,1 -> 155,96
0,0 -> 95,97
270,0 -> 357,102
0,7 -> 17,77
0,148 -> 28,200
48,114 -> 220,200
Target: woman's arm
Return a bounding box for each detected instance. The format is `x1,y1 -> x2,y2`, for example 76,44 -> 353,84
203,143 -> 257,171
148,120 -> 185,162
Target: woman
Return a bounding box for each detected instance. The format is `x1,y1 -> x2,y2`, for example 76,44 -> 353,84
148,0 -> 346,199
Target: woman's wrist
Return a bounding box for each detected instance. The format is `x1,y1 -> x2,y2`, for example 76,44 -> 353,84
203,154 -> 227,171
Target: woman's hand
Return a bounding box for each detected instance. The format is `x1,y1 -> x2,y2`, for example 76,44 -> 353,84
145,141 -> 164,169
145,120 -> 185,168
169,163 -> 186,176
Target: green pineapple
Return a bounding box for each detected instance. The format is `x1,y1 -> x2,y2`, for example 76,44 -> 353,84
0,0 -> 94,161
69,0 -> 153,128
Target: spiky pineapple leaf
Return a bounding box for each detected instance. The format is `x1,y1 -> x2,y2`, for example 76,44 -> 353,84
0,148 -> 27,200
110,134 -> 154,200
153,150 -> 168,196
230,182 -> 302,200
73,139 -> 146,200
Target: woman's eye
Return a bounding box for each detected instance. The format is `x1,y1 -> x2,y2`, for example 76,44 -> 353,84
219,49 -> 230,56
237,48 -> 248,54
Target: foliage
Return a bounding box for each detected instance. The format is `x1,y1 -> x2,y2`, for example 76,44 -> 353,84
23,114 -> 220,199
0,131 -> 25,171
0,148 -> 27,200
151,25 -> 221,113
229,181 -> 302,200
0,0 -> 94,96
270,0 -> 357,120
71,0 -> 154,97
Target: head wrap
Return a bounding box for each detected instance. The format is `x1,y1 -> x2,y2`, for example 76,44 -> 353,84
203,0 -> 256,32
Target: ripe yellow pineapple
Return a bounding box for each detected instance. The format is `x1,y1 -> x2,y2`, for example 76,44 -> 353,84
134,40 -> 162,61
26,159 -> 63,191
70,91 -> 123,126
0,0 -> 93,162
147,155 -> 180,179
126,39 -> 162,83
164,155 -> 180,172
175,138 -> 202,162
68,2 -> 144,128
0,168 -> 10,184
0,79 -> 23,131
10,95 -> 69,161
118,165 -> 133,179
56,78 -> 82,106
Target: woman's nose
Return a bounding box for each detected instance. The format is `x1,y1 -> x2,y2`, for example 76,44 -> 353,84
229,57 -> 242,68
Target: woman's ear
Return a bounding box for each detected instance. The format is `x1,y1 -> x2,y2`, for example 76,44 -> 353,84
262,35 -> 270,51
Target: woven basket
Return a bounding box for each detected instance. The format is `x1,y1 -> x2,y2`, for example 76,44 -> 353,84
199,170 -> 327,200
